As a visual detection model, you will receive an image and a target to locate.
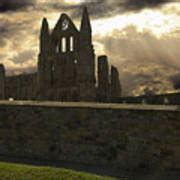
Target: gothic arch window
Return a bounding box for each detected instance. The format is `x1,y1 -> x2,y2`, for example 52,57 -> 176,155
51,62 -> 54,86
164,97 -> 169,104
70,36 -> 74,52
56,44 -> 59,53
74,59 -> 78,64
61,37 -> 66,53
52,63 -> 55,72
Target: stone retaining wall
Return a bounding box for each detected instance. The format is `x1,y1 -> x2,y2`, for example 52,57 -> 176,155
0,101 -> 179,171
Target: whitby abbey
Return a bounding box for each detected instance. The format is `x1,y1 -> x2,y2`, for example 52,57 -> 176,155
0,7 -> 121,102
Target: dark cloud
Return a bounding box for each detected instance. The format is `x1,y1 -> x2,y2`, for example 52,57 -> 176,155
0,0 -> 177,16
123,0 -> 176,11
70,0 -> 178,18
0,0 -> 34,12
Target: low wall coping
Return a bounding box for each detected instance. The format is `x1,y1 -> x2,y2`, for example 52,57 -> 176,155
0,100 -> 180,112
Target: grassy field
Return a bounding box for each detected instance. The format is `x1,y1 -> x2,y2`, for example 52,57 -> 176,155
0,162 -> 125,180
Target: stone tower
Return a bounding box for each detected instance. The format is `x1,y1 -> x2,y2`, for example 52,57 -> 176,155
110,66 -> 121,101
97,56 -> 110,102
78,7 -> 96,100
37,18 -> 53,99
0,64 -> 5,100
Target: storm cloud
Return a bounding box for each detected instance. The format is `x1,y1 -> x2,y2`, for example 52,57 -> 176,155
69,0 -> 179,18
123,0 -> 177,10
0,0 -> 177,15
0,0 -> 35,12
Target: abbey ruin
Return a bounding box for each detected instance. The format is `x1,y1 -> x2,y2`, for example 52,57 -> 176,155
0,7 -> 121,102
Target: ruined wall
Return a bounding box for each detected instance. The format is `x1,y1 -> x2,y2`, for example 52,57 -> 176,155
5,74 -> 37,100
0,102 -> 179,171
0,65 -> 5,100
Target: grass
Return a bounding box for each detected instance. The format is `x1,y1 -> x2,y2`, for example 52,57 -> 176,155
0,162 -> 125,180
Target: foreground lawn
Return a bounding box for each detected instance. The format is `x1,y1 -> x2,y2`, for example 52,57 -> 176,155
0,162 -> 124,180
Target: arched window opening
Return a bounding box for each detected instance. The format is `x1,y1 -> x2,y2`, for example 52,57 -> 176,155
70,36 -> 74,52
74,59 -> 78,64
61,37 -> 66,52
164,97 -> 169,104
56,43 -> 59,53
52,64 -> 55,72
51,62 -> 54,86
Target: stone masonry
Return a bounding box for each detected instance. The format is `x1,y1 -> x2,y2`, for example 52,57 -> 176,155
0,101 -> 179,173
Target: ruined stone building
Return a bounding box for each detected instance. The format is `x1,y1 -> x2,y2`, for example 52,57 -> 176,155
0,7 -> 121,102
0,65 -> 5,100
5,73 -> 37,100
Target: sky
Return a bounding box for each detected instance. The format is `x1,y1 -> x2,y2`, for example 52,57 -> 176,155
0,0 -> 180,96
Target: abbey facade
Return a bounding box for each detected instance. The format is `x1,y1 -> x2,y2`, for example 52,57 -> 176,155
0,7 -> 121,102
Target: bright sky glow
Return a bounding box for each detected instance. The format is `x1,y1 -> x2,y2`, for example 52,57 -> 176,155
92,9 -> 180,38
64,0 -> 85,5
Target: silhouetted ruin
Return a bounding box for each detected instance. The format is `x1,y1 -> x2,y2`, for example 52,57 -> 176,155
0,64 -> 5,100
37,7 -> 121,101
0,7 -> 121,102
